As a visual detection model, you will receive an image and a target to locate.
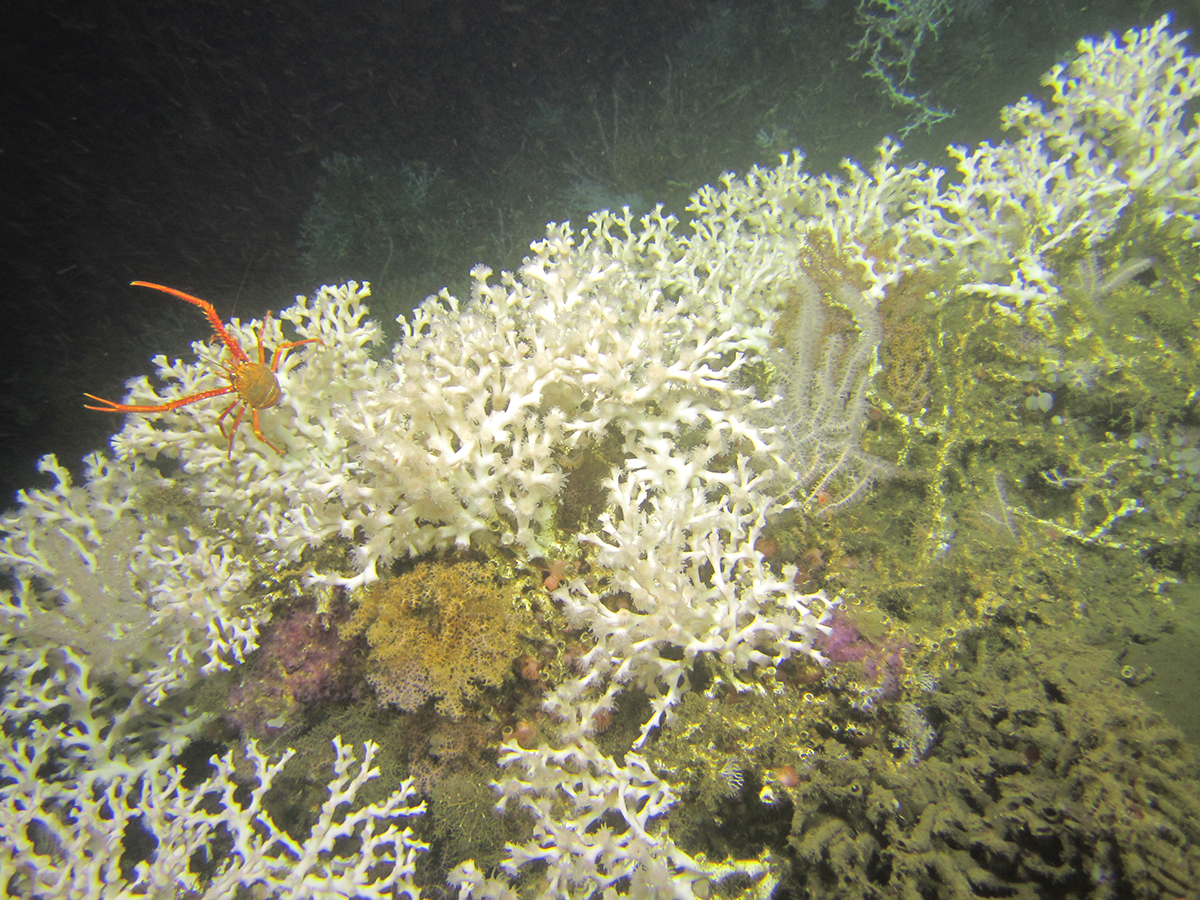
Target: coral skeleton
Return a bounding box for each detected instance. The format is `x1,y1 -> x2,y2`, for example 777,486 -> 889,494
0,675 -> 428,900
450,690 -> 776,900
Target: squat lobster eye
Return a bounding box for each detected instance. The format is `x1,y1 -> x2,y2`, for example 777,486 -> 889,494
85,281 -> 321,458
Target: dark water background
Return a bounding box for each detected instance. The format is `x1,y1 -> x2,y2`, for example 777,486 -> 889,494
0,0 -> 1193,503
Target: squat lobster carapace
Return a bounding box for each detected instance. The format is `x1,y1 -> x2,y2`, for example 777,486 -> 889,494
85,281 -> 321,458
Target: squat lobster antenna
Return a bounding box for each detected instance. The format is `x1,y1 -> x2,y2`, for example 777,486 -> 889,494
85,281 -> 321,459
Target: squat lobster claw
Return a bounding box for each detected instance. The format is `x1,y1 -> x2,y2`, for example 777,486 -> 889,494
85,281 -> 321,458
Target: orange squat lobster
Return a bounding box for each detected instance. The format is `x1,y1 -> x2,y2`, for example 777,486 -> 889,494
85,281 -> 321,458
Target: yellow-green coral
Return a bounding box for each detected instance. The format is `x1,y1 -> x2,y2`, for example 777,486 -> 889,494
343,556 -> 533,718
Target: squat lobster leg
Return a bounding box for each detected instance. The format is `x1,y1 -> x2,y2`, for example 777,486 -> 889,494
85,281 -> 321,458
